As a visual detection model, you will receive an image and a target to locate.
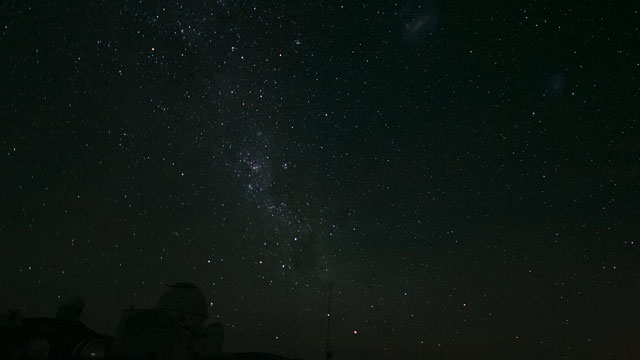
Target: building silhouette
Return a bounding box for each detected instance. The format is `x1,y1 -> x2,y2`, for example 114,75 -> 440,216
2,283 -> 298,360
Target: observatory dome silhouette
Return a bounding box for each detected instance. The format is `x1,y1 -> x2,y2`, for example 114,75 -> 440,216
155,282 -> 208,318
108,282 -> 221,359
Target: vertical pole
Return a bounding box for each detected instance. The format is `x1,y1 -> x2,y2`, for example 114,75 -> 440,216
325,282 -> 333,359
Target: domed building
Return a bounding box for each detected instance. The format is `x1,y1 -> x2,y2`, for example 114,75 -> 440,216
154,282 -> 209,331
108,283 -> 223,360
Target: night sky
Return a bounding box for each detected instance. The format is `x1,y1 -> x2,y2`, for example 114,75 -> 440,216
1,1 -> 639,359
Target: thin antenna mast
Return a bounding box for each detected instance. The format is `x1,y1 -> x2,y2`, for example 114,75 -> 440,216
325,281 -> 333,360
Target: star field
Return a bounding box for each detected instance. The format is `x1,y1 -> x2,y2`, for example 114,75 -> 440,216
1,1 -> 639,359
